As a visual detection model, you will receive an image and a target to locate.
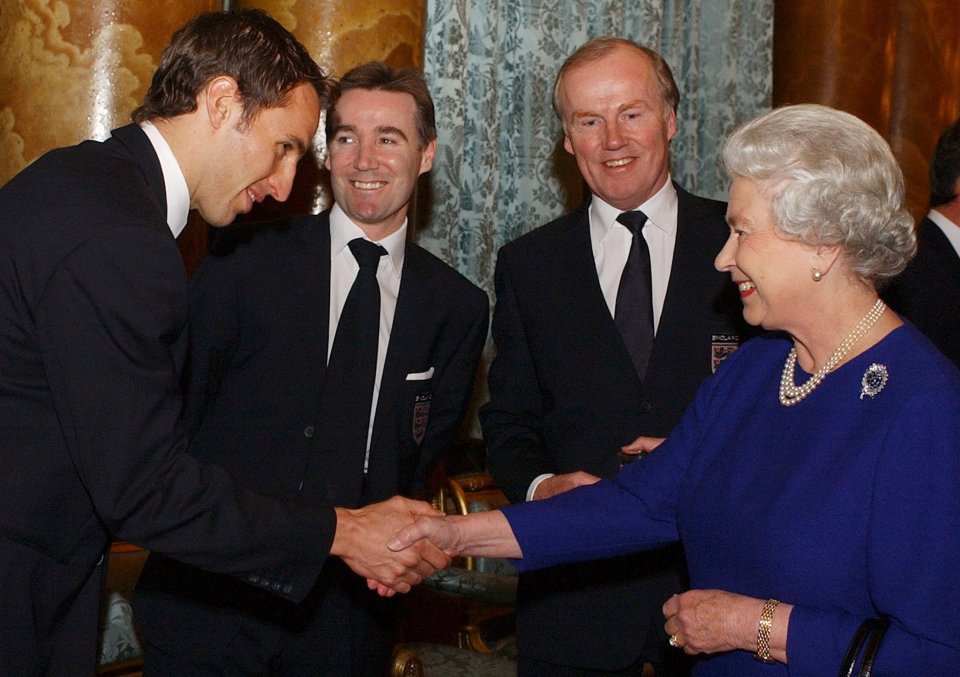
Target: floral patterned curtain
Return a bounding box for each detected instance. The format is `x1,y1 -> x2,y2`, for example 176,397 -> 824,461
418,0 -> 773,296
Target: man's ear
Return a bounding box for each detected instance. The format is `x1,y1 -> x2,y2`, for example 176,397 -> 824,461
203,76 -> 241,129
419,138 -> 437,175
665,106 -> 678,142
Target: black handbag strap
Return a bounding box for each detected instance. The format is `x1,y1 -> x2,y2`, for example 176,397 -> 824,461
839,617 -> 890,677
859,617 -> 890,677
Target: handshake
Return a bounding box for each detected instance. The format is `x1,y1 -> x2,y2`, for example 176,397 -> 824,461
330,495 -> 517,596
330,496 -> 456,596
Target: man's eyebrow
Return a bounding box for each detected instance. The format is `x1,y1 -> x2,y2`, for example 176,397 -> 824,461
570,98 -> 648,120
331,123 -> 356,137
617,98 -> 647,113
282,133 -> 308,156
328,124 -> 411,143
375,125 -> 409,141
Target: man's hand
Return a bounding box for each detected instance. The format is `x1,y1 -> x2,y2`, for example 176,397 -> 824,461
532,471 -> 600,500
619,435 -> 666,461
331,496 -> 451,596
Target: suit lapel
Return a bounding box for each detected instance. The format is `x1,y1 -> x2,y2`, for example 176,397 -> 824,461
370,242 -> 427,452
658,189 -> 712,329
533,207 -> 646,393
297,213 -> 332,389
648,189 -> 725,379
558,208 -> 626,344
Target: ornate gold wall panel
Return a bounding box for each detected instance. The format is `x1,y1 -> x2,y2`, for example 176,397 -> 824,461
774,0 -> 960,220
0,0 -> 219,271
0,0 -> 218,186
236,0 -> 425,73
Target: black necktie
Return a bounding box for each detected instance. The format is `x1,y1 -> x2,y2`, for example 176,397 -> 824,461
313,238 -> 386,506
615,211 -> 654,382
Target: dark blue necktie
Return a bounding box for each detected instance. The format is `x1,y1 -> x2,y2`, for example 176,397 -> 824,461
313,238 -> 386,506
615,211 -> 654,382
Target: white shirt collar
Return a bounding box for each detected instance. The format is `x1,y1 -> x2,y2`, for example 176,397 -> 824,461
329,203 -> 406,277
928,208 -> 960,257
589,178 -> 678,253
139,121 -> 190,238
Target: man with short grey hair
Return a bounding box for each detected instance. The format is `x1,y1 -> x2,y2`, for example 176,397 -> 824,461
482,37 -> 750,675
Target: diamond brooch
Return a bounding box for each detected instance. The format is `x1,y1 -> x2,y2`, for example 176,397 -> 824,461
860,363 -> 888,400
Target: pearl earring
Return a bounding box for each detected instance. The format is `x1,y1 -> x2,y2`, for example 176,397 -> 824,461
811,268 -> 823,282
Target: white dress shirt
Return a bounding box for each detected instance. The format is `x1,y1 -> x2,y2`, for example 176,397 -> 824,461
328,203 -> 406,468
138,121 -> 190,238
589,178 -> 679,331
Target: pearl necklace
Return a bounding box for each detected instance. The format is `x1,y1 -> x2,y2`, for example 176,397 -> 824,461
779,299 -> 886,407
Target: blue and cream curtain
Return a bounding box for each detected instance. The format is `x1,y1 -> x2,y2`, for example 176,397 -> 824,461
418,0 -> 773,296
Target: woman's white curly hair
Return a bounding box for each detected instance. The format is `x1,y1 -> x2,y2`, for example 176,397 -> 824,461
722,104 -> 916,285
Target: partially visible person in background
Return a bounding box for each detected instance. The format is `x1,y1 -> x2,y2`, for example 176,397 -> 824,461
884,116 -> 960,368
0,12 -> 446,675
392,104 -> 960,675
135,61 -> 488,676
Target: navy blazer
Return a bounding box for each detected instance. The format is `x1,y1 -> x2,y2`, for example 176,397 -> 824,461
134,210 -> 489,663
883,216 -> 960,369
175,211 -> 488,504
0,125 -> 333,672
481,186 -> 750,669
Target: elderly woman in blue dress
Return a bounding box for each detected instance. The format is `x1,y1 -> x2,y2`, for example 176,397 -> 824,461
388,104 -> 960,675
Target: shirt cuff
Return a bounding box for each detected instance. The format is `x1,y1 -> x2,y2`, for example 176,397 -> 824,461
526,473 -> 555,501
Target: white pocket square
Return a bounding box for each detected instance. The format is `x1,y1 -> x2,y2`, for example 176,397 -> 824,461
405,367 -> 434,381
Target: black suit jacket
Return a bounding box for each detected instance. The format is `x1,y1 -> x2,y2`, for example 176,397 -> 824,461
481,187 -> 749,669
135,211 -> 489,665
883,216 -> 960,368
0,125 -> 333,673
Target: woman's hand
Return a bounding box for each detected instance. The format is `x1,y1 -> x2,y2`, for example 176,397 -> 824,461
388,514 -> 464,555
388,510 -> 522,561
662,590 -> 791,662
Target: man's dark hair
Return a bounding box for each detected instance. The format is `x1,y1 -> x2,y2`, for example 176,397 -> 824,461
930,117 -> 960,207
326,62 -> 436,149
132,9 -> 334,128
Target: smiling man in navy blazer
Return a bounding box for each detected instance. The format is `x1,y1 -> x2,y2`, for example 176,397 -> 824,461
135,62 -> 489,676
482,38 -> 750,676
0,12 -> 453,676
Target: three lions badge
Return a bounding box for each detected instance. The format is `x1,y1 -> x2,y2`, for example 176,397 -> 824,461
412,393 -> 431,445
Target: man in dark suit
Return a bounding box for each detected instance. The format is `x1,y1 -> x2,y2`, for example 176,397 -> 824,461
482,37 -> 749,676
0,13 -> 447,676
135,62 -> 489,675
884,116 -> 960,368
